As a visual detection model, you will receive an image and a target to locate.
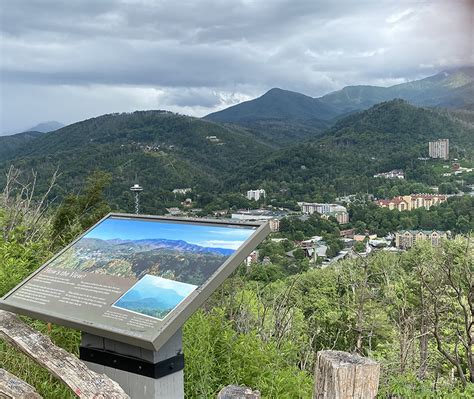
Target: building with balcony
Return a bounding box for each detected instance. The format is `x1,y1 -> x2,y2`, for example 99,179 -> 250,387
395,230 -> 449,249
375,194 -> 447,211
298,202 -> 349,224
246,189 -> 266,201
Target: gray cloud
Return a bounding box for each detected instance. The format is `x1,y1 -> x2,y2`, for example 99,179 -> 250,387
0,0 -> 472,133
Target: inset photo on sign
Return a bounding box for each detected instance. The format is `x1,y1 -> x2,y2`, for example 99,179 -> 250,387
113,275 -> 197,320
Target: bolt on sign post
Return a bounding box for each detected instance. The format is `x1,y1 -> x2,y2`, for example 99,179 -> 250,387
0,213 -> 271,398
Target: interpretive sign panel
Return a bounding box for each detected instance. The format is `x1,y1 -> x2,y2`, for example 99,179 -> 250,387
0,213 -> 270,350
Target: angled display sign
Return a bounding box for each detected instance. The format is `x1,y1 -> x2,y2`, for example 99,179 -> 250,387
0,213 -> 270,350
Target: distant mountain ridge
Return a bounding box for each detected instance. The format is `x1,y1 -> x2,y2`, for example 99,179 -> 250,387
81,237 -> 235,256
204,66 -> 474,145
206,88 -> 340,123
25,121 -> 64,133
319,66 -> 474,113
204,88 -> 335,145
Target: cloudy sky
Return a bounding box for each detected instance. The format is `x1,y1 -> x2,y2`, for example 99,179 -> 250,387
0,0 -> 472,134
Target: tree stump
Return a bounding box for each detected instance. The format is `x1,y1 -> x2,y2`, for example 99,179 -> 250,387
217,385 -> 261,399
314,350 -> 380,399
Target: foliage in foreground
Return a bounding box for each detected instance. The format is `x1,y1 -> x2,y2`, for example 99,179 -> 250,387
1,172 -> 473,398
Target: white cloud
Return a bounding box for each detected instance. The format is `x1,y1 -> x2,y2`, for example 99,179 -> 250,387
193,240 -> 245,250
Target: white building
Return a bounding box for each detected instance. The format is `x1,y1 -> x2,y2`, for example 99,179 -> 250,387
231,209 -> 285,232
429,139 -> 449,160
298,202 -> 349,224
298,202 -> 346,215
246,189 -> 266,201
172,188 -> 192,195
374,170 -> 404,179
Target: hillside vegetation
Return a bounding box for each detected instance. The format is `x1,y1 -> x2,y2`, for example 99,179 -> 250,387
230,100 -> 474,200
1,176 -> 473,398
0,111 -> 271,212
1,100 -> 473,212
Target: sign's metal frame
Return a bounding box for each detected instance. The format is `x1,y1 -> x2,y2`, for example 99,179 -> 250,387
0,213 -> 271,350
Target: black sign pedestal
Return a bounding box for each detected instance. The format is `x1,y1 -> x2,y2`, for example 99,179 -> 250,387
80,329 -> 184,399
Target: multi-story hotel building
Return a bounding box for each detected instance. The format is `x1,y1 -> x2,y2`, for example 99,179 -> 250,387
231,209 -> 283,232
298,202 -> 349,224
429,139 -> 449,160
395,230 -> 449,249
376,194 -> 447,211
246,189 -> 266,201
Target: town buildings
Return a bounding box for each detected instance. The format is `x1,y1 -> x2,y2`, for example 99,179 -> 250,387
172,188 -> 192,195
374,169 -> 404,179
321,211 -> 349,224
246,189 -> 266,201
245,250 -> 259,267
395,230 -> 449,249
231,209 -> 284,232
375,194 -> 447,211
429,139 -> 449,160
298,202 -> 349,224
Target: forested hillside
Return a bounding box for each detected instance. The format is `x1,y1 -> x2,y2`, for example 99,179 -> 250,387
0,111 -> 272,212
230,100 -> 474,200
0,131 -> 43,159
205,88 -> 335,145
1,100 -> 472,212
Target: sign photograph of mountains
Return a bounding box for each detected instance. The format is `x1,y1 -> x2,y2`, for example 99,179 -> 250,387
48,216 -> 253,285
0,0 -> 473,398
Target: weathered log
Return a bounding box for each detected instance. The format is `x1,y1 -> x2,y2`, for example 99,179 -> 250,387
217,385 -> 261,399
314,350 -> 380,399
0,368 -> 42,399
0,310 -> 129,399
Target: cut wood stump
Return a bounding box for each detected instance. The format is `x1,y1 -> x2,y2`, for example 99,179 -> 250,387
0,310 -> 129,399
217,385 -> 261,399
0,368 -> 42,399
314,350 -> 380,399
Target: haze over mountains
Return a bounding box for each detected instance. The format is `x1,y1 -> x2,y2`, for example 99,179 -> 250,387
25,121 -> 64,133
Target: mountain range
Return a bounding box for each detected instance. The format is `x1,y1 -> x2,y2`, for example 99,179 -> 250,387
0,67 -> 472,211
81,237 -> 234,256
233,99 -> 473,199
205,66 -> 474,145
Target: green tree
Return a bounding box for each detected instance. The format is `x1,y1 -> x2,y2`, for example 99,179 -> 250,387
52,170 -> 112,246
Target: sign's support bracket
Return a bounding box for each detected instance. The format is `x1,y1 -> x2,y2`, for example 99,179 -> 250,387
80,329 -> 184,398
79,347 -> 184,379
